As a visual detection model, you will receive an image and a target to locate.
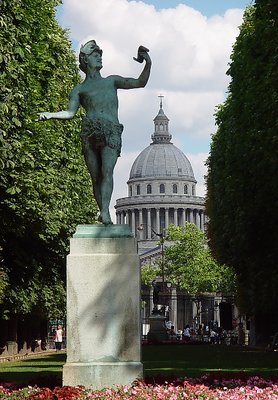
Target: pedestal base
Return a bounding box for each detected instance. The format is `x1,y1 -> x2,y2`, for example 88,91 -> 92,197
63,362 -> 143,389
63,224 -> 142,389
147,315 -> 168,343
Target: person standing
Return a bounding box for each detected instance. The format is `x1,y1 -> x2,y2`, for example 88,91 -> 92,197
54,324 -> 64,351
183,325 -> 191,342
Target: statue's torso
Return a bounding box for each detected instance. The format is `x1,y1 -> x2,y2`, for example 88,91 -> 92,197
79,76 -> 119,124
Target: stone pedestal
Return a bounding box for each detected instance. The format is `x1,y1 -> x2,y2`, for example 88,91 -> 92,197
147,315 -> 168,343
7,341 -> 18,356
63,224 -> 143,389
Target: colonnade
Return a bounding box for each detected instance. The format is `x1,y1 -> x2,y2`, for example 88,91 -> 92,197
141,289 -> 223,333
116,206 -> 206,236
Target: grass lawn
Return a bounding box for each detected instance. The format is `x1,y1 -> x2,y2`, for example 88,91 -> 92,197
0,345 -> 277,386
142,343 -> 278,378
0,352 -> 65,387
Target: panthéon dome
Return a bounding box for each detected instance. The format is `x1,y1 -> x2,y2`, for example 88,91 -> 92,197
130,102 -> 195,182
115,98 -> 206,241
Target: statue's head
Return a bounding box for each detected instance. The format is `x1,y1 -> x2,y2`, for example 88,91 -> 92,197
79,40 -> 103,73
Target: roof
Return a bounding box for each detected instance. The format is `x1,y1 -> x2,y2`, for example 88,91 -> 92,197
129,143 -> 195,179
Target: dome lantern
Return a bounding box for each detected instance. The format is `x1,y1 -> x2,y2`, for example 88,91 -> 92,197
129,98 -> 195,181
152,95 -> 172,144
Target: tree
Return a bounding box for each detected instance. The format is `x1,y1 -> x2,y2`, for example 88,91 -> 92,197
0,269 -> 9,304
141,264 -> 159,286
206,1 -> 278,343
164,223 -> 235,295
0,0 -> 97,329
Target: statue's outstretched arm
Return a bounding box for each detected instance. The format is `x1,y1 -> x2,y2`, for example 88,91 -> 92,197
36,86 -> 80,121
115,46 -> 151,90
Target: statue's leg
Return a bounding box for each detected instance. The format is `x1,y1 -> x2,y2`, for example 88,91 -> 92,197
82,140 -> 102,211
98,146 -> 118,225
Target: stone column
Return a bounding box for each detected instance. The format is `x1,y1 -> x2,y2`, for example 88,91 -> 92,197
63,224 -> 142,389
214,296 -> 221,327
192,300 -> 199,329
156,208 -> 160,233
170,287 -> 177,331
139,209 -> 143,227
189,208 -> 194,223
201,212 -> 205,232
196,210 -> 200,229
165,208 -> 169,229
116,213 -> 120,224
174,208 -> 178,226
147,209 -> 151,239
138,209 -> 143,240
126,210 -> 130,227
199,211 -> 203,231
182,208 -> 186,225
131,210 -> 136,236
120,212 -> 124,225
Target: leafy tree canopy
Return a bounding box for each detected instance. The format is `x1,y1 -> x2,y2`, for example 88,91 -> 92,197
206,0 -> 278,340
0,0 -> 98,319
141,264 -> 159,286
0,269 -> 9,304
163,223 -> 236,295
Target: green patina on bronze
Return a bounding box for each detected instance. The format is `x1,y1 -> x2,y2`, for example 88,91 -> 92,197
73,224 -> 133,238
37,41 -> 151,225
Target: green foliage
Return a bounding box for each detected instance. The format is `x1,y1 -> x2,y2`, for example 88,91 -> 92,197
164,223 -> 235,295
141,264 -> 159,286
0,269 -> 9,304
206,1 -> 278,337
0,0 -> 98,319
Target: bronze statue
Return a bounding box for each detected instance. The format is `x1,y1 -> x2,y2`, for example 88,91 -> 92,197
37,40 -> 151,225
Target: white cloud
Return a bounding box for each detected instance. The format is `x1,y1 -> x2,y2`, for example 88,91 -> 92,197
61,0 -> 242,142
165,90 -> 225,138
59,0 -> 244,220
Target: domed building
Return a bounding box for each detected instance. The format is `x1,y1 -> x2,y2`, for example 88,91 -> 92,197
115,100 -> 238,340
115,99 -> 206,254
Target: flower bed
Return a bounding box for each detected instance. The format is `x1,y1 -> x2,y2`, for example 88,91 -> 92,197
1,375 -> 278,399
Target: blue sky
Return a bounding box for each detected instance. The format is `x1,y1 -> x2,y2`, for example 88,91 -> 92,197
129,0 -> 253,15
57,0 -> 252,218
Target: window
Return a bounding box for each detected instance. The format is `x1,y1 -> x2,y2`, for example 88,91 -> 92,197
129,186 -> 132,196
160,184 -> 165,194
184,185 -> 188,194
136,185 -> 140,195
173,184 -> 178,193
192,186 -> 195,196
147,184 -> 152,194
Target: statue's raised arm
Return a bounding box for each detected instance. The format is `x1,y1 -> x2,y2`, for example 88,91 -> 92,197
114,45 -> 151,90
37,40 -> 151,225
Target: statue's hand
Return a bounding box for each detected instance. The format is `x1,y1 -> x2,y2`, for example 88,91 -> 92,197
140,48 -> 151,63
133,45 -> 150,63
36,112 -> 52,122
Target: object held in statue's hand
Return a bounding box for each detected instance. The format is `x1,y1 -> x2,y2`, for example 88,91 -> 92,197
133,45 -> 149,63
